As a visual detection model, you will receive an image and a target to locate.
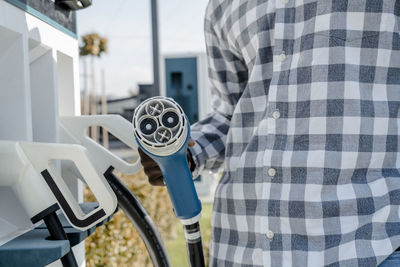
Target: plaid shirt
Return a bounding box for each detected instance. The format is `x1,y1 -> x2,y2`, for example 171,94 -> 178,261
189,0 -> 400,266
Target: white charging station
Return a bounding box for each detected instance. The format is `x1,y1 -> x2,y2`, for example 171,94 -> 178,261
0,1 -> 84,265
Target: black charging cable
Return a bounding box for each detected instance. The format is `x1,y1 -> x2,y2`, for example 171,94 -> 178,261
44,212 -> 78,267
104,167 -> 171,267
184,222 -> 205,267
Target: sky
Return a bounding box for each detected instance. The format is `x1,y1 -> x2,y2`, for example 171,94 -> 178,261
77,0 -> 209,98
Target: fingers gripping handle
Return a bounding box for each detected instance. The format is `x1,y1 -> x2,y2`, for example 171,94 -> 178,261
60,115 -> 142,174
19,142 -> 118,231
158,154 -> 202,222
140,140 -> 202,223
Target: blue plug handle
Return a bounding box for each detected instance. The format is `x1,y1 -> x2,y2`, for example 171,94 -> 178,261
137,133 -> 202,221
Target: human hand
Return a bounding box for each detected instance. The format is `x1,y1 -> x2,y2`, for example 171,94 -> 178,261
138,139 -> 196,186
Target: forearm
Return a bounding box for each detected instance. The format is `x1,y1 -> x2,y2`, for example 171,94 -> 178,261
188,111 -> 230,178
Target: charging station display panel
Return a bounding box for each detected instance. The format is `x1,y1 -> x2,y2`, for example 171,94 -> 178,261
5,0 -> 77,38
165,57 -> 199,125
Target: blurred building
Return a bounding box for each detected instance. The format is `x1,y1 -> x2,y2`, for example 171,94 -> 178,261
138,83 -> 156,101
93,95 -> 137,149
98,95 -> 137,119
94,83 -> 154,121
161,53 -> 212,124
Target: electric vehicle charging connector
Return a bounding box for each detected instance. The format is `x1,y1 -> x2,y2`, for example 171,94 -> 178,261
133,96 -> 205,267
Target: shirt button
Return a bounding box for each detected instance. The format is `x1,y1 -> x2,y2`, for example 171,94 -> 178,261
266,230 -> 274,239
268,168 -> 276,177
272,110 -> 280,119
279,52 -> 286,62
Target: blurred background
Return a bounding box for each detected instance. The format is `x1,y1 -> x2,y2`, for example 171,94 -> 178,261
77,0 -> 207,98
76,1 -> 217,266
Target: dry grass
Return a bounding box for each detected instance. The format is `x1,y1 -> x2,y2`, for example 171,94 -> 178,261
84,169 -> 178,267
166,203 -> 212,266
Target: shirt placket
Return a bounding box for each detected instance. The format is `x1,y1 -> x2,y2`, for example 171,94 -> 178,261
263,0 -> 294,265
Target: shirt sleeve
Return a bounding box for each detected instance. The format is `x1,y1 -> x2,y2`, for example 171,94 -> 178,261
188,3 -> 248,178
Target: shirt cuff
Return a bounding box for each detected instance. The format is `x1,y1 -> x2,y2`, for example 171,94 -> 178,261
188,140 -> 205,179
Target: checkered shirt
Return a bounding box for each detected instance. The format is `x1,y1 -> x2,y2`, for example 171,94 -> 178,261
188,0 -> 400,266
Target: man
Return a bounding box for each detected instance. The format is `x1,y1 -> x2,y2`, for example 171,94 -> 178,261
139,0 -> 400,266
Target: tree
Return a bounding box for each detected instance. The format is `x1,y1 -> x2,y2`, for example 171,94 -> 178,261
80,33 -> 108,57
79,33 -> 108,142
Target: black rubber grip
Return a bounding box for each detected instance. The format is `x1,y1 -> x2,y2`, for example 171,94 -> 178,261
41,170 -> 106,228
184,222 -> 205,267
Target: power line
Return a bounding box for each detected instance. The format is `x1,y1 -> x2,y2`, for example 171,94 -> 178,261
104,0 -> 128,34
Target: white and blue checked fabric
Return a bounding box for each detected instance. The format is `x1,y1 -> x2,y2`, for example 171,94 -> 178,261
189,0 -> 400,266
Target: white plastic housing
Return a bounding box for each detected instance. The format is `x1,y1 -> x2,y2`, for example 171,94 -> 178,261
0,141 -> 56,220
20,142 -> 118,231
0,141 -> 56,246
59,115 -> 142,175
0,140 -> 118,244
133,96 -> 188,156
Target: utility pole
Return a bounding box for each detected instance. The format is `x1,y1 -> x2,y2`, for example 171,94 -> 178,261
151,0 -> 160,96
83,58 -> 90,115
101,69 -> 109,149
90,56 -> 98,141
